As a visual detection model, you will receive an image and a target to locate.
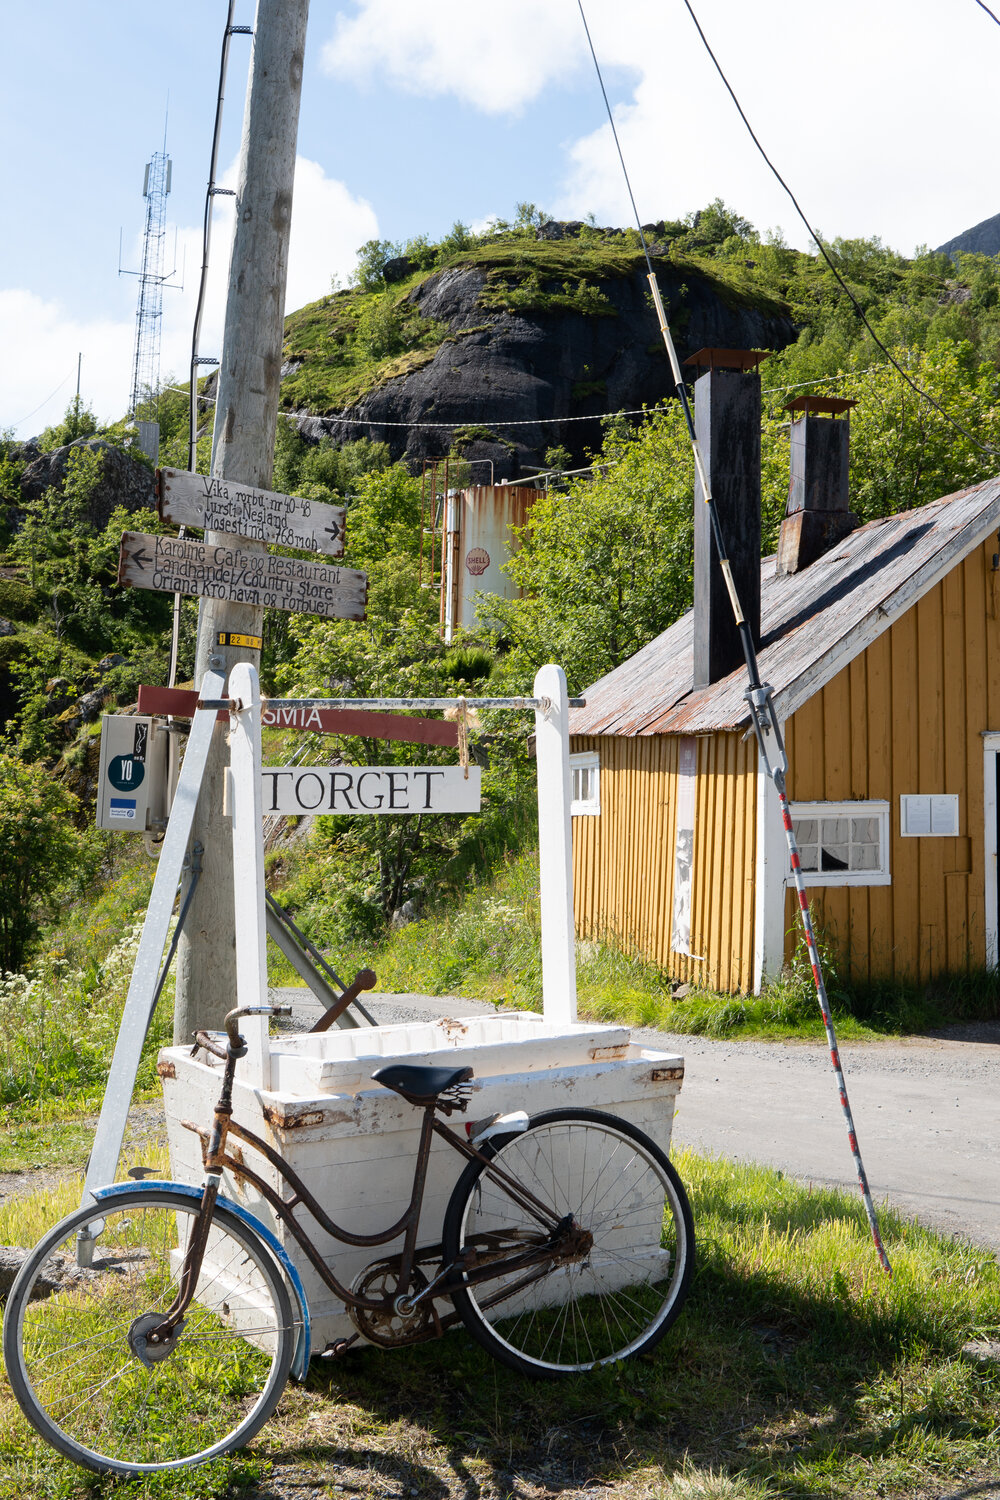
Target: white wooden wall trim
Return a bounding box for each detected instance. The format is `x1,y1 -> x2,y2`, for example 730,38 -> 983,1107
229,662 -> 271,1089
534,664 -> 578,1024
82,667 -> 226,1208
983,733 -> 1000,969
753,734 -> 788,994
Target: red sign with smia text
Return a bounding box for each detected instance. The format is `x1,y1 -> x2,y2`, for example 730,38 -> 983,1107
466,547 -> 490,576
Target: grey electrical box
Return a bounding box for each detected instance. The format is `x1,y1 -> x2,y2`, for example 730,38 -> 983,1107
96,715 -> 167,832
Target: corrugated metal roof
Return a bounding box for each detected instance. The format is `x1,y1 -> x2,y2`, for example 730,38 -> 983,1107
569,476 -> 1000,738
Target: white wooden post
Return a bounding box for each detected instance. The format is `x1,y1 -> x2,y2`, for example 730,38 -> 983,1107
228,662 -> 270,1088
82,666 -> 225,1208
753,733 -> 789,994
534,663 -> 577,1025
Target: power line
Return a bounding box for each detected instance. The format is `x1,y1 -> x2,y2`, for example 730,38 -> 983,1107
11,369 -> 74,430
163,367 -> 870,436
164,383 -> 674,429
577,0 -> 893,1275
678,0 -> 996,456
974,0 -> 1000,25
576,0 -> 656,276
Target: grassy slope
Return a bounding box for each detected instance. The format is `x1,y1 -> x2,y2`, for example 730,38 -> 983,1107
286,848 -> 1000,1041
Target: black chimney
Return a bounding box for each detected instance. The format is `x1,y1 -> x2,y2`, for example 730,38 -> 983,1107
688,348 -> 766,688
776,395 -> 858,574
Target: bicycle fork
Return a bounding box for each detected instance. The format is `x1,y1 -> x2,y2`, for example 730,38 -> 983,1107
132,1007 -> 269,1361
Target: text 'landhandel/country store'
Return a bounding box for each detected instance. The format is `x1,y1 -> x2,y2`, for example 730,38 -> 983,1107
117,531 -> 368,619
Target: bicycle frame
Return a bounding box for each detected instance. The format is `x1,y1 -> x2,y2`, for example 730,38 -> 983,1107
152,1012 -> 584,1353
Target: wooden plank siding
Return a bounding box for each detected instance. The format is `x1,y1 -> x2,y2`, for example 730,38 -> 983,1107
782,534 -> 1000,983
570,732 -> 757,991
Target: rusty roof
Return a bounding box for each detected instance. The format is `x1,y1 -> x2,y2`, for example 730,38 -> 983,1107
569,475 -> 1000,738
683,348 -> 770,372
784,394 -> 857,415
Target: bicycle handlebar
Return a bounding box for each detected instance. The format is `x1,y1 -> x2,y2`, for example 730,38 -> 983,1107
223,1005 -> 292,1055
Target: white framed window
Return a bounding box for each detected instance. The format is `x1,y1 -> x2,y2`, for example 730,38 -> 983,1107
789,801 -> 891,887
570,752 -> 600,816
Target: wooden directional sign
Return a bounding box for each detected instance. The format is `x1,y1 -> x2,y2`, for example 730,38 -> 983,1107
118,532 -> 366,621
136,684 -> 459,747
157,467 -> 345,556
261,764 -> 481,816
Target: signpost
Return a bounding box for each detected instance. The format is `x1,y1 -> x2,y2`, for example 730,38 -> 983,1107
118,532 -> 367,620
136,684 -> 460,748
260,763 -> 481,816
157,466 -> 345,556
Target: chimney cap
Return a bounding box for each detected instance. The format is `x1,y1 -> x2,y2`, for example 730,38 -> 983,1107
784,394 -> 857,416
683,347 -> 770,372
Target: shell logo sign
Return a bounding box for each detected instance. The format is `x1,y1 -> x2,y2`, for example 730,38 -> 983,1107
466,546 -> 491,576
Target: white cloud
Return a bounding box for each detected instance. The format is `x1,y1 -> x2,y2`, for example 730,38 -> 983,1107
3,158 -> 377,440
321,0 -> 1000,255
284,157 -> 378,307
322,0 -> 585,114
0,290 -> 134,440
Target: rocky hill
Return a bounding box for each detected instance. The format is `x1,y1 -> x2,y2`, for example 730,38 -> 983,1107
937,211 -> 1000,260
278,222 -> 797,480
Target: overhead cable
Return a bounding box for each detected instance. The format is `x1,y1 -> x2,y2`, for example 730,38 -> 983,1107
679,0 -> 995,456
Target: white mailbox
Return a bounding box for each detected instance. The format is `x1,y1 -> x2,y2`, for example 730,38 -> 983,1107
96,714 -> 167,832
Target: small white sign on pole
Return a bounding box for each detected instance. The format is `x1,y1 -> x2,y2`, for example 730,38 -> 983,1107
261,764 -> 481,816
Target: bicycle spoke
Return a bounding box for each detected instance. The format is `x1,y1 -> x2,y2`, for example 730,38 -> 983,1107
449,1112 -> 693,1372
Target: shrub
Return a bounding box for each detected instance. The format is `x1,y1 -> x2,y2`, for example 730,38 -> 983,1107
0,752 -> 94,972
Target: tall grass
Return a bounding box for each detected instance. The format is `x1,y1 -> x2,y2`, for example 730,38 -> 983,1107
0,844 -> 171,1122
2,1145 -> 999,1499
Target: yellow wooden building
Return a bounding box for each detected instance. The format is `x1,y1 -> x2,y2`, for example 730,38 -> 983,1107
568,474 -> 1000,992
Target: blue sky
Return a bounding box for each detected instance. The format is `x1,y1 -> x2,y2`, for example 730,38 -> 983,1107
3,0 -> 998,439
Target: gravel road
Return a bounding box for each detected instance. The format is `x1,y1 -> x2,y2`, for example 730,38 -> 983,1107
276,988 -> 1000,1256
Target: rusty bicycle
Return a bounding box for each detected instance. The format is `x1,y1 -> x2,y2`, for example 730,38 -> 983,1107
3,1003 -> 694,1477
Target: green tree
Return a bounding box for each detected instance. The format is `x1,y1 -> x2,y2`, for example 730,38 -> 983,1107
37,396 -> 98,452
354,293 -> 406,361
353,238 -> 402,292
274,464 -> 531,940
0,753 -> 91,972
483,406 -> 696,695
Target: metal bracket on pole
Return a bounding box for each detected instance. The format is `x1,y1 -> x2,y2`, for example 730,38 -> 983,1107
80,668 -> 226,1224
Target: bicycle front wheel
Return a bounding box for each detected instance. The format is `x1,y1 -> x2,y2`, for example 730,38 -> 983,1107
443,1108 -> 694,1376
2,1187 -> 296,1476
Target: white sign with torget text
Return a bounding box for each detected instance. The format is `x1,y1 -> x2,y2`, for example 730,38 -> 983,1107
261,764 -> 481,816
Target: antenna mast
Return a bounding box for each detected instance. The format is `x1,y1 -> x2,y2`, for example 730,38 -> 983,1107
125,149 -> 174,462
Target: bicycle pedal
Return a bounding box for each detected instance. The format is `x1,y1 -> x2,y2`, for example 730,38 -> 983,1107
319,1335 -> 359,1359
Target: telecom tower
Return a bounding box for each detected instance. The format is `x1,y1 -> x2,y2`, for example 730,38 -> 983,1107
124,150 -> 174,463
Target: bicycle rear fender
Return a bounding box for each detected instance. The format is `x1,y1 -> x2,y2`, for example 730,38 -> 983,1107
93,1180 -> 312,1380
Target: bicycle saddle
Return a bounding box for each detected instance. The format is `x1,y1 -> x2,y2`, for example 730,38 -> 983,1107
372,1063 -> 474,1104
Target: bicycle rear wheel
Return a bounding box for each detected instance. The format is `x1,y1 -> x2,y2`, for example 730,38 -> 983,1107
443,1108 -> 693,1376
2,1187 -> 295,1476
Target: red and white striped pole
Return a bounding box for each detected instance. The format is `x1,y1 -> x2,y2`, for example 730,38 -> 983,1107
648,275 -> 892,1275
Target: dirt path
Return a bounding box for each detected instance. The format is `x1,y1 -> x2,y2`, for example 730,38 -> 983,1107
646,1019 -> 1000,1253
345,993 -> 1000,1256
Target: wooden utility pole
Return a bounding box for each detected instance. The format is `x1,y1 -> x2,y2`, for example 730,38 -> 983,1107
174,0 -> 310,1043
